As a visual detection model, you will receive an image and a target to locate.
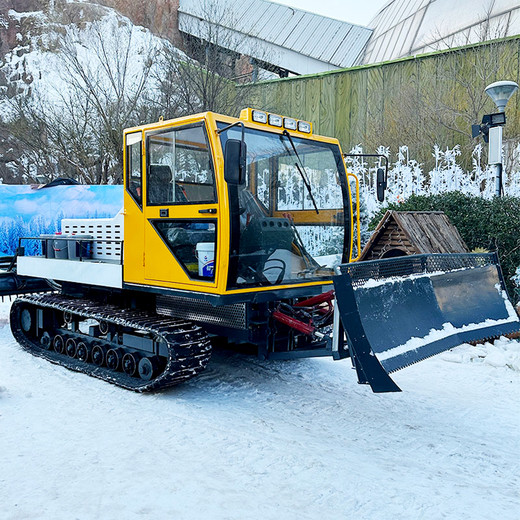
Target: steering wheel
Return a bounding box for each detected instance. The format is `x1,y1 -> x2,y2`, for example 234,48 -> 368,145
262,259 -> 286,285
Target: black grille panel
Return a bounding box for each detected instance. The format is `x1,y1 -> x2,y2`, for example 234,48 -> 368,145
156,295 -> 247,330
337,253 -> 498,287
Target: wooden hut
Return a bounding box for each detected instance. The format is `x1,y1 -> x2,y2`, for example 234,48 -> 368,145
359,210 -> 468,261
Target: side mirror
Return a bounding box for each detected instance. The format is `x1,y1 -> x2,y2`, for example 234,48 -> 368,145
224,139 -> 247,185
376,167 -> 387,202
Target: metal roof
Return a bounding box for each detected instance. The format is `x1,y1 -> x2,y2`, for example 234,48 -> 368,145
178,0 -> 373,74
364,0 -> 520,64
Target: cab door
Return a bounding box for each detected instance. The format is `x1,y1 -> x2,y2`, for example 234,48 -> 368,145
143,122 -> 219,288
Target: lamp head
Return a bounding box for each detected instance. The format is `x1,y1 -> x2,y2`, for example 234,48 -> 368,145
485,80 -> 519,112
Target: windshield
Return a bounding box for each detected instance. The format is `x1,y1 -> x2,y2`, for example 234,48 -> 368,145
218,123 -> 350,288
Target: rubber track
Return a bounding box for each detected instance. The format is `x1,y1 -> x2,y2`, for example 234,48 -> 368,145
10,294 -> 212,392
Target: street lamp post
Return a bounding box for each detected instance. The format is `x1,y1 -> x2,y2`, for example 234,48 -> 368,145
473,80 -> 518,197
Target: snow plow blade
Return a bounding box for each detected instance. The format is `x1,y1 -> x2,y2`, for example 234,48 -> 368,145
333,253 -> 520,393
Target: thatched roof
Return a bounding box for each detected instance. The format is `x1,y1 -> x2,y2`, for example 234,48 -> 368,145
359,211 -> 468,261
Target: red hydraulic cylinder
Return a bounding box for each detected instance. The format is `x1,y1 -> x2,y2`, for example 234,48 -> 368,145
272,310 -> 315,336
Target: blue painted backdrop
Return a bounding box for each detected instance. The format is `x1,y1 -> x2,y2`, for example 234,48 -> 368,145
0,185 -> 123,255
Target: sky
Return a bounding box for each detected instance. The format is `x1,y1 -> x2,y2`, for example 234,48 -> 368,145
272,0 -> 389,26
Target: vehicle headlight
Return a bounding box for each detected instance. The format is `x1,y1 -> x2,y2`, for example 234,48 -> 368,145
283,117 -> 297,130
252,110 -> 267,124
297,121 -> 311,133
268,114 -> 283,127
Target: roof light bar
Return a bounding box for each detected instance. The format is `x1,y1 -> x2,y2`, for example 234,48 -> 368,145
239,108 -> 313,134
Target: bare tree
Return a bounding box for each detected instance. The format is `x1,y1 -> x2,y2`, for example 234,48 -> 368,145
55,18 -> 160,182
3,14 -> 160,184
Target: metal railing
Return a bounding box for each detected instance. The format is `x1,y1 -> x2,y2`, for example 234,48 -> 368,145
18,236 -> 124,265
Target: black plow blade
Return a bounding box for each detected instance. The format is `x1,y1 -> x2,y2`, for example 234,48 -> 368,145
333,253 -> 520,392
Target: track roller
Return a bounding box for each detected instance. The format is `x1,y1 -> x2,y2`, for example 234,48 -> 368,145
65,337 -> 77,357
40,332 -> 52,350
53,334 -> 65,354
122,352 -> 141,376
92,344 -> 108,366
138,356 -> 160,381
98,320 -> 110,335
76,341 -> 91,363
106,348 -> 124,370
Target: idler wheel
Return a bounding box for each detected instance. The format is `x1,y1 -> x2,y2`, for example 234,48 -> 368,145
138,356 -> 160,381
91,344 -> 107,366
40,332 -> 52,350
65,337 -> 77,357
76,341 -> 91,363
122,352 -> 141,376
21,308 -> 32,332
53,334 -> 65,354
106,348 -> 124,371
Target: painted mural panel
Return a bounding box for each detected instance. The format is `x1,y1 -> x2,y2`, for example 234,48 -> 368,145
0,185 -> 123,255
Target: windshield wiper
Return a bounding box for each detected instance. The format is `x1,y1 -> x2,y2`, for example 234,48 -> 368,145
280,130 -> 319,215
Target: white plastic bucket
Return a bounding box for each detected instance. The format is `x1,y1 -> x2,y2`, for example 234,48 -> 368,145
196,242 -> 215,277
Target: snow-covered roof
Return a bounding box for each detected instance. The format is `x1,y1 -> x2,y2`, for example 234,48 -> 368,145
364,0 -> 520,64
178,0 -> 373,75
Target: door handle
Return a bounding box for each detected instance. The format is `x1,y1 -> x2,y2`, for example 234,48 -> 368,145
199,208 -> 217,214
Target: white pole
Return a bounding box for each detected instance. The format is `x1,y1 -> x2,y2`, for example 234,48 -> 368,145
488,126 -> 503,197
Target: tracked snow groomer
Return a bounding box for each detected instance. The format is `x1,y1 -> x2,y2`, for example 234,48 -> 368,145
2,108 -> 520,392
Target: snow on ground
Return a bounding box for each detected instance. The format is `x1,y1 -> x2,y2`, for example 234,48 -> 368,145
1,299 -> 519,520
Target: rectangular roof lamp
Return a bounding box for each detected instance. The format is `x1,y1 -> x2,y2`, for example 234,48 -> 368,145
240,108 -> 312,134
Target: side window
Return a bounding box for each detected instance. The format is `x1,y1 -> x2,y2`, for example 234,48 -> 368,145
147,125 -> 216,205
152,220 -> 217,281
126,132 -> 142,207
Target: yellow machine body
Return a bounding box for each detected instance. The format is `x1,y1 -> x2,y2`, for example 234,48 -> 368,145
7,109 -> 520,395
122,110 -> 355,300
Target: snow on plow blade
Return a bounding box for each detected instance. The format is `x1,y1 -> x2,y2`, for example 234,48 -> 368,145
333,253 -> 520,393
